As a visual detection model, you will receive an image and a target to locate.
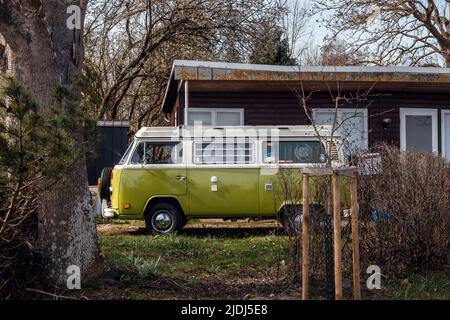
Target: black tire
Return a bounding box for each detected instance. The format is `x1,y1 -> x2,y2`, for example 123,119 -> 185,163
279,204 -> 326,235
180,215 -> 189,229
99,167 -> 113,201
279,205 -> 302,235
145,202 -> 183,235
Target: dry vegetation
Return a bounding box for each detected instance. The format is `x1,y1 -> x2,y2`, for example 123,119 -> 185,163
358,144 -> 450,274
273,144 -> 450,299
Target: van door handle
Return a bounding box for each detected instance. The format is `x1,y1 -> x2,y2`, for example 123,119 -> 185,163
175,176 -> 187,181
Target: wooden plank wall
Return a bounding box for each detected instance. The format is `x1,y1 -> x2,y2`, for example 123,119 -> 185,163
174,91 -> 450,151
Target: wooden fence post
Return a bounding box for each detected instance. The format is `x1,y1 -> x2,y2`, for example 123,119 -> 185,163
302,173 -> 310,300
332,173 -> 343,300
350,173 -> 361,300
301,167 -> 358,300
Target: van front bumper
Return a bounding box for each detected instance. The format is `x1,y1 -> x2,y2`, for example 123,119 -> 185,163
102,208 -> 116,218
101,199 -> 118,218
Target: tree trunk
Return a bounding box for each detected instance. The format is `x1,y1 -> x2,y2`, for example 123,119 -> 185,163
0,1 -> 102,287
446,51 -> 450,68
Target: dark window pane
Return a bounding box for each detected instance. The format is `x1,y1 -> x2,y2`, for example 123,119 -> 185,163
279,141 -> 325,164
263,141 -> 326,164
131,142 -> 145,164
405,115 -> 433,152
131,142 -> 180,164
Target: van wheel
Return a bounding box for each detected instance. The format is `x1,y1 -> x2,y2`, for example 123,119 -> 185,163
180,216 -> 189,229
280,213 -> 303,236
279,208 -> 302,236
279,204 -> 325,235
99,167 -> 113,201
145,202 -> 182,235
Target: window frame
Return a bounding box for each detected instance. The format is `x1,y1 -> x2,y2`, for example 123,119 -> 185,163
117,142 -> 135,166
442,110 -> 450,160
261,139 -> 327,165
400,108 -> 438,153
312,108 -> 369,150
129,141 -> 184,166
187,108 -> 244,126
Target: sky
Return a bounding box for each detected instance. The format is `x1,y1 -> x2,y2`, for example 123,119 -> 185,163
286,0 -> 331,58
297,0 -> 328,45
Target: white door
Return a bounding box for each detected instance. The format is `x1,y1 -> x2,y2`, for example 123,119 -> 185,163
442,110 -> 450,161
400,109 -> 438,153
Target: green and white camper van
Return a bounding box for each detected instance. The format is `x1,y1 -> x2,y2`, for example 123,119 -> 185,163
99,126 -> 345,234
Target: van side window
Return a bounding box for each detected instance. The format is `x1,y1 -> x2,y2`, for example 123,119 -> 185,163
131,142 -> 182,164
193,141 -> 255,164
263,141 -> 326,164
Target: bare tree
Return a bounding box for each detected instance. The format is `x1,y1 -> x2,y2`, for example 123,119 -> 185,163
292,76 -> 376,166
275,0 -> 311,63
85,0 -> 281,128
0,0 -> 102,287
313,0 -> 450,67
298,40 -> 363,66
319,39 -> 363,66
273,75 -> 379,290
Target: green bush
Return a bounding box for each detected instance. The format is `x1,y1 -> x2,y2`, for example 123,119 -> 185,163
0,77 -> 84,298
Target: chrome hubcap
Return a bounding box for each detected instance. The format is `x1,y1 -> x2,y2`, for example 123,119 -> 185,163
294,213 -> 303,226
152,210 -> 173,231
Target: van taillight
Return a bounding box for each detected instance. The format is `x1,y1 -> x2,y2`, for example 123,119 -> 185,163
110,171 -> 113,181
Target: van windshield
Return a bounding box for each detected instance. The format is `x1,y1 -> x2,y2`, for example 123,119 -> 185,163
118,142 -> 134,165
263,141 -> 326,164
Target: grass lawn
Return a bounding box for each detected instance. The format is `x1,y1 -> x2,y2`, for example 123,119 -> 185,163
373,271 -> 450,300
76,219 -> 449,300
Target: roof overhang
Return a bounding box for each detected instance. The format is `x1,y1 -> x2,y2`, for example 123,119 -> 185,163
161,60 -> 450,116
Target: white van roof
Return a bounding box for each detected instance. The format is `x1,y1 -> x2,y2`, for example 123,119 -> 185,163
135,125 -> 337,139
